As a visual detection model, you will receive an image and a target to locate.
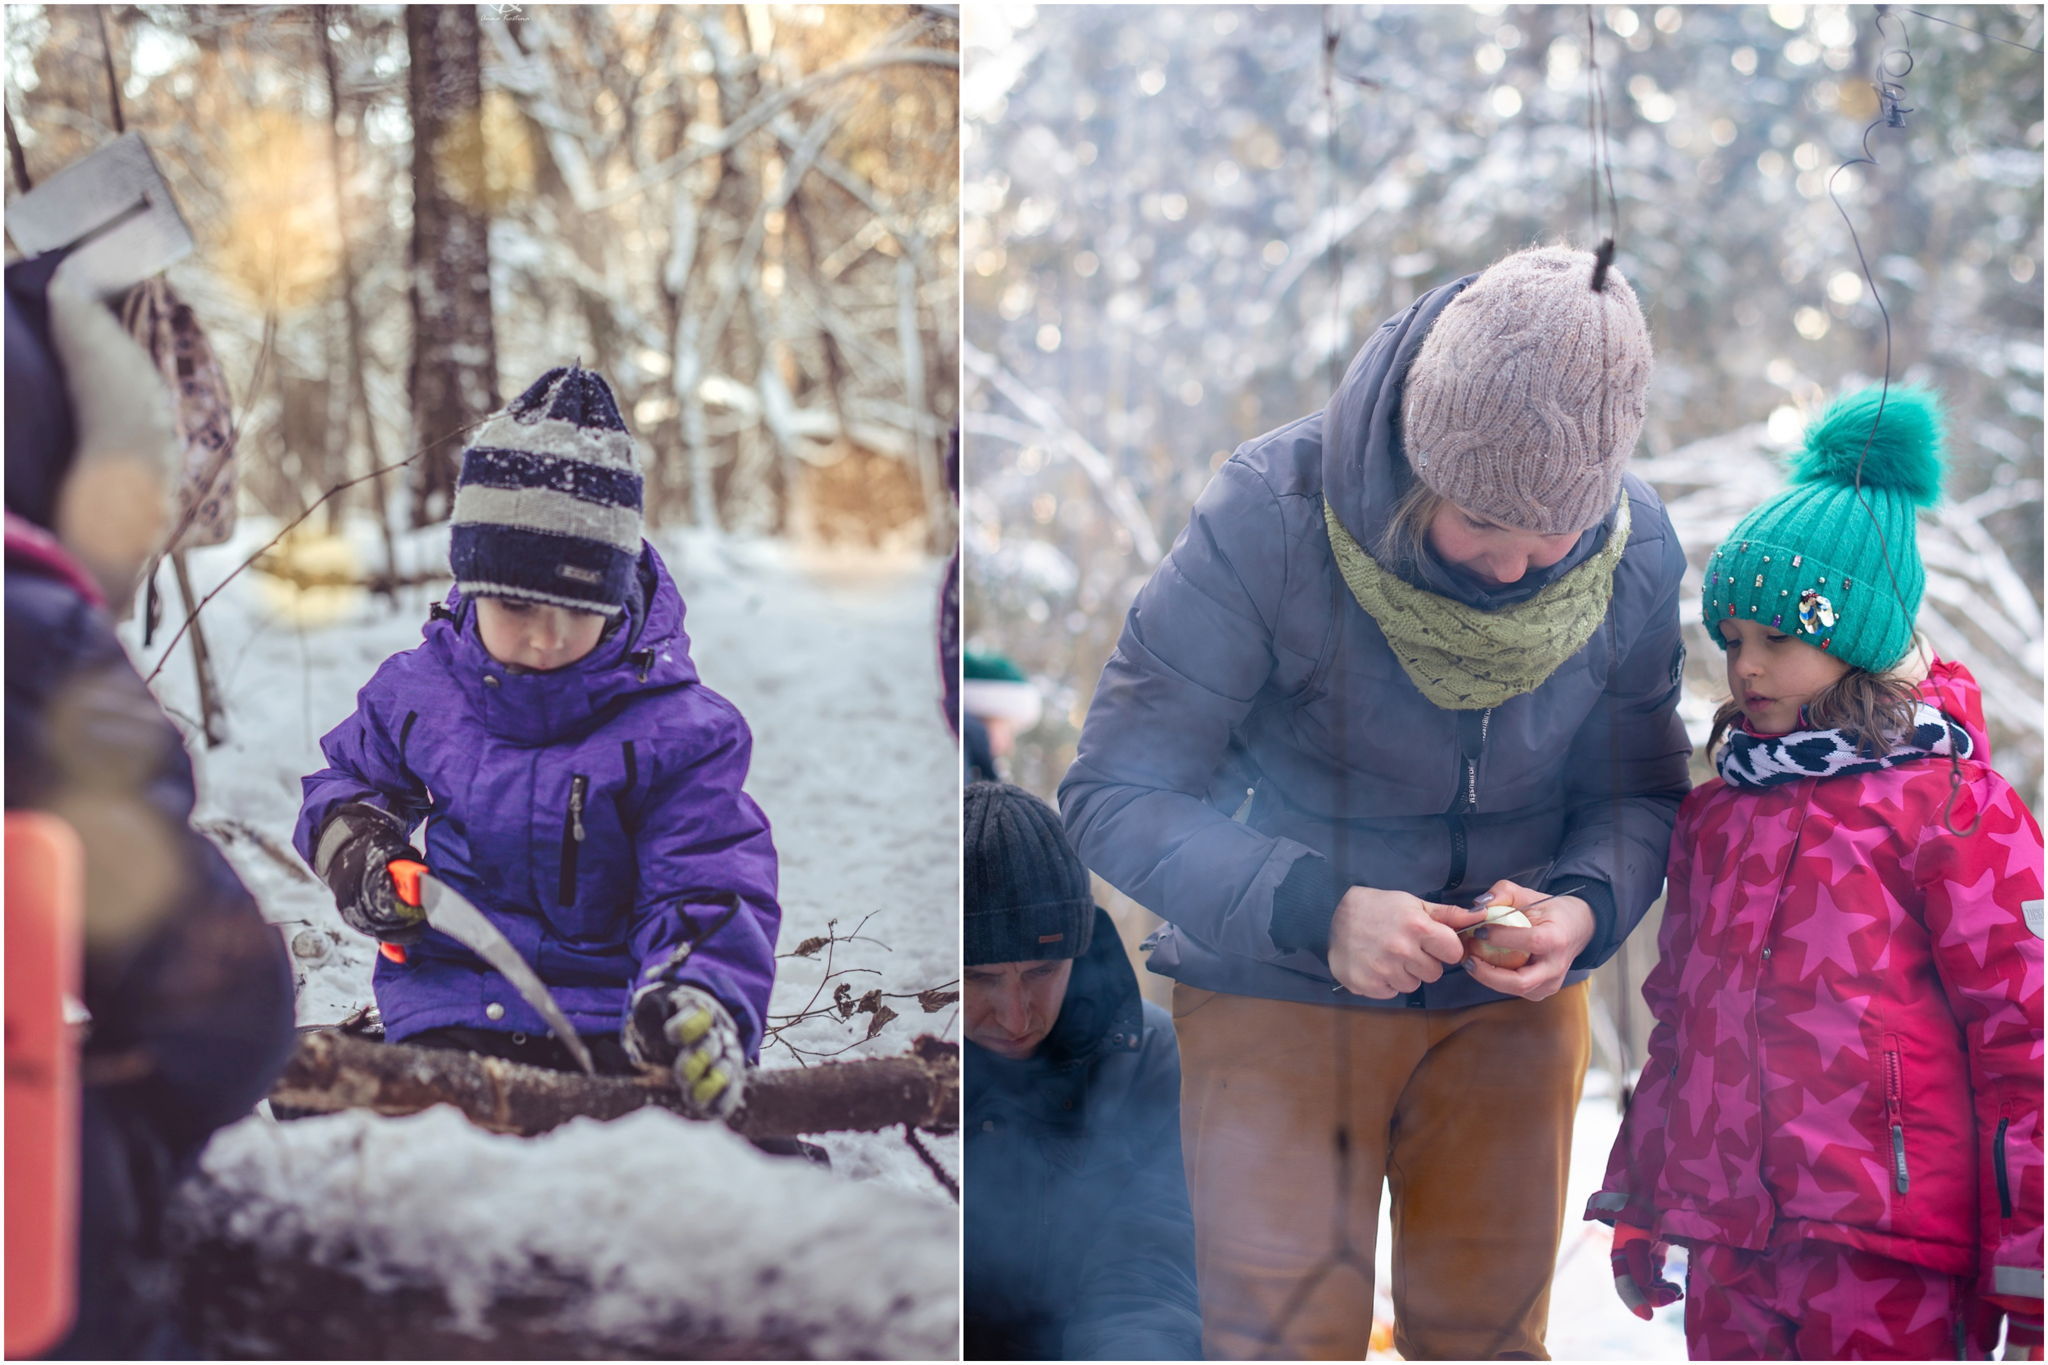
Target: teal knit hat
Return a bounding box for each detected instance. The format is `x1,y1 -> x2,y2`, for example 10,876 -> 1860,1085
962,649 -> 1043,728
1703,386 -> 1944,673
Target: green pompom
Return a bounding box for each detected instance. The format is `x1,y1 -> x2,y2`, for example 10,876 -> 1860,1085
1790,385 -> 1945,507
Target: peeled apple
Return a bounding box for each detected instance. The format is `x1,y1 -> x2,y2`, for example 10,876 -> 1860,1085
1465,904 -> 1533,970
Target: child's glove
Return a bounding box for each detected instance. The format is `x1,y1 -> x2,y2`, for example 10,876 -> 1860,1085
313,802 -> 428,945
623,982 -> 747,1120
2005,1316 -> 2043,1361
1611,1223 -> 1683,1321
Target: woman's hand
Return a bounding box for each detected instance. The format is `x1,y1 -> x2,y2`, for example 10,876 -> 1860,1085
1328,886 -> 1486,998
1460,879 -> 1596,1001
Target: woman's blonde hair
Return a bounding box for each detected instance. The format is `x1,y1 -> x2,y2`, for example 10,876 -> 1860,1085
1706,640 -> 1928,761
1373,478 -> 1450,568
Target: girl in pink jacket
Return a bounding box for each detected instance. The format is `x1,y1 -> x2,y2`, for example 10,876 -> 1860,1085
1587,387 -> 2044,1360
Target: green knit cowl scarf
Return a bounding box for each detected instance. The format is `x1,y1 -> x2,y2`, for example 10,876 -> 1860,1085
1321,495 -> 1630,710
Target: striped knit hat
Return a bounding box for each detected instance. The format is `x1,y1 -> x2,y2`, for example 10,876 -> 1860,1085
449,366 -> 644,615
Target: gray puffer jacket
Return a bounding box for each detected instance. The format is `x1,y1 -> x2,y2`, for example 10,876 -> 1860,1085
1059,275 -> 1692,1012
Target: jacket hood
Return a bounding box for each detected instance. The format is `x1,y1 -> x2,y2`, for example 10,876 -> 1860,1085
1318,274 -> 1617,608
1920,656 -> 1992,760
427,538 -> 699,744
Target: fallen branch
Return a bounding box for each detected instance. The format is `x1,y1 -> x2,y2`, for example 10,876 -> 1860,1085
270,1029 -> 957,1138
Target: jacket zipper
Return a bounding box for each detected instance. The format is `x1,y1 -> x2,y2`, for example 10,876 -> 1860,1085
558,774 -> 588,906
1883,1039 -> 1909,1195
1439,707 -> 1493,897
1995,1115 -> 2013,1217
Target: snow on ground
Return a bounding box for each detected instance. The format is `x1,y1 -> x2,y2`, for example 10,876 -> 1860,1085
130,517 -> 959,1350
183,1106 -> 957,1358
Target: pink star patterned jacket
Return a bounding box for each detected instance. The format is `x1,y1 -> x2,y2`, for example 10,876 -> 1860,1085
1588,659 -> 2043,1315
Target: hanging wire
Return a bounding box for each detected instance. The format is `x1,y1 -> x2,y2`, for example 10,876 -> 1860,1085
1319,8 -> 1381,398
1821,9 -> 1978,836
1584,6 -> 1621,290
1323,7 -> 1344,398
1579,6 -> 1641,1124
1901,6 -> 2044,55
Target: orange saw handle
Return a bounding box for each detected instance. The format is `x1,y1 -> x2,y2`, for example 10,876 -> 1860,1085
381,858 -> 429,964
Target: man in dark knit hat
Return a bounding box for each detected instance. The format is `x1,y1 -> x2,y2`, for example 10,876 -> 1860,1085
963,781 -> 1199,1361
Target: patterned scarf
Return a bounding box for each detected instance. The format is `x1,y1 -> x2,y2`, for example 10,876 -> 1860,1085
1321,496 -> 1630,710
1715,703 -> 1973,790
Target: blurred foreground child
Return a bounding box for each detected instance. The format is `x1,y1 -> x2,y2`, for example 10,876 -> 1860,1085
5,252 -> 296,1356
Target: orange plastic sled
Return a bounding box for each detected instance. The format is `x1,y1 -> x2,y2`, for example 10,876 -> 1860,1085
6,811 -> 83,1358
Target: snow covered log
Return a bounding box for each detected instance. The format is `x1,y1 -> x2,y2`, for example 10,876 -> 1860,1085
170,1105 -> 960,1359
270,1030 -> 959,1138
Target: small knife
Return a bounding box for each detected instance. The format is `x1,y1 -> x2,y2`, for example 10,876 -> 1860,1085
1455,884 -> 1588,937
387,860 -> 596,1076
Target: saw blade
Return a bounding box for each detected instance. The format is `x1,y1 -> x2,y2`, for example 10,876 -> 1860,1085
417,874 -> 596,1076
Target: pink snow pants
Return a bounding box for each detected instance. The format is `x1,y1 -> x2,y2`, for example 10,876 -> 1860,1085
1685,1240 -> 2001,1360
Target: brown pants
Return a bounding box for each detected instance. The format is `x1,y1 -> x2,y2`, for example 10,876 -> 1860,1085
1174,981 -> 1591,1361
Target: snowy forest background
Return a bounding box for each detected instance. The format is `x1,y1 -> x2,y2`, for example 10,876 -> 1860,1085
963,1 -> 2044,811
7,5 -> 961,1356
7,2 -> 958,551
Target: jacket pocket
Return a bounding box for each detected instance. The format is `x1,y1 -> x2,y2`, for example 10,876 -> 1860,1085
1883,1034 -> 1909,1195
558,773 -> 588,906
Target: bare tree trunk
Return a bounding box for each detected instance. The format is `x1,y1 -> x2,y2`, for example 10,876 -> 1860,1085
321,4 -> 400,604
895,251 -> 947,553
405,3 -> 499,525
271,1030 -> 959,1138
700,5 -> 763,530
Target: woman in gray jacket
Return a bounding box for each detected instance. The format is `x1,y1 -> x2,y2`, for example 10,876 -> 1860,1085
1059,245 -> 1690,1360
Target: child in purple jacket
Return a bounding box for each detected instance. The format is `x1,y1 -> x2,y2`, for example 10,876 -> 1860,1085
293,367 -> 779,1119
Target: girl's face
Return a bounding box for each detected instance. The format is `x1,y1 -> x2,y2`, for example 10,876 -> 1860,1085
1718,616 -> 1852,734
475,597 -> 608,672
1425,501 -> 1581,586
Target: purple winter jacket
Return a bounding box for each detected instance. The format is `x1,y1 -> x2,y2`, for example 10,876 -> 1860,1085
293,542 -> 780,1056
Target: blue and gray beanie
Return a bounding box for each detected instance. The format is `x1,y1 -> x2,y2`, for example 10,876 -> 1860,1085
449,366 -> 644,615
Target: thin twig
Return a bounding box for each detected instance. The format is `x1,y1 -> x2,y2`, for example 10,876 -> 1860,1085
4,106 -> 31,191
903,1124 -> 959,1203
142,417 -> 488,685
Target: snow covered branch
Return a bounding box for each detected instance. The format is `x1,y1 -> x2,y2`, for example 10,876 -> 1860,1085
271,1030 -> 959,1139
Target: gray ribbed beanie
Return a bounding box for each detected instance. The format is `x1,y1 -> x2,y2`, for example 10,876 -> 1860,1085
1400,245 -> 1653,535
964,782 -> 1095,966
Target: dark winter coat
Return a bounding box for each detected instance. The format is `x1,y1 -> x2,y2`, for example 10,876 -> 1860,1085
964,908 -> 1202,1361
293,543 -> 781,1055
1060,276 -> 1692,1011
6,514 -> 297,1359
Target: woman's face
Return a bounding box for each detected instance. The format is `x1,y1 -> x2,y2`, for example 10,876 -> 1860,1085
1424,501 -> 1581,587
475,597 -> 608,671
